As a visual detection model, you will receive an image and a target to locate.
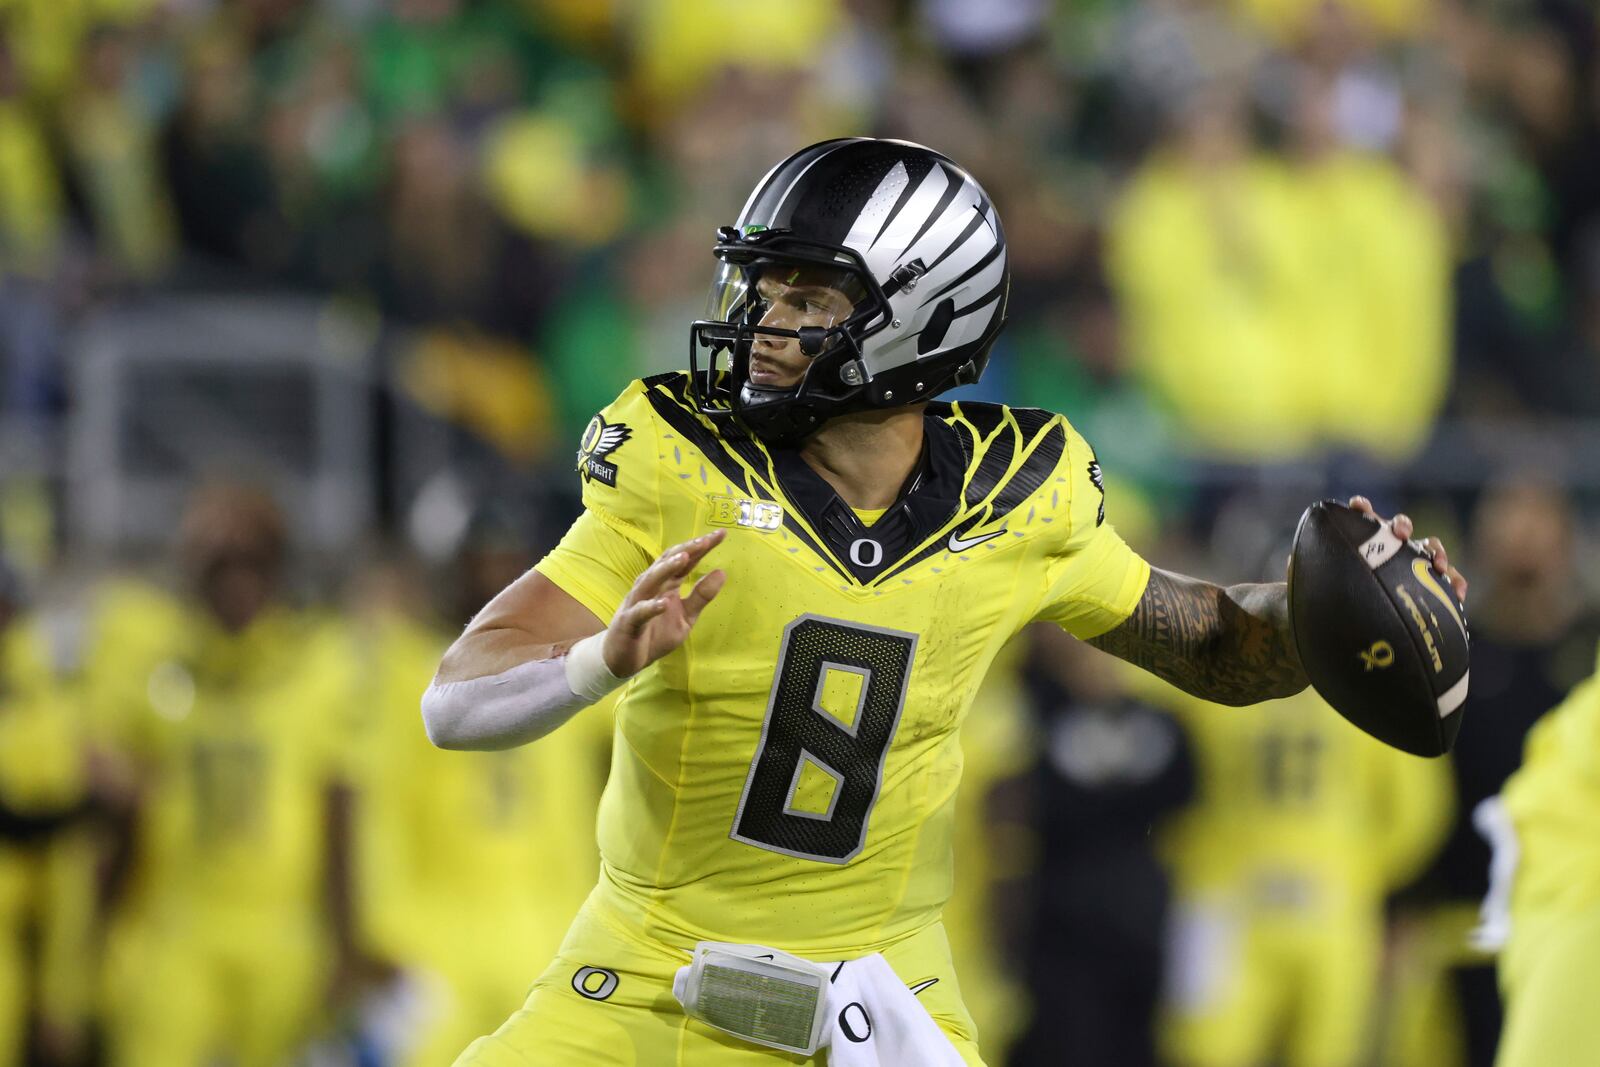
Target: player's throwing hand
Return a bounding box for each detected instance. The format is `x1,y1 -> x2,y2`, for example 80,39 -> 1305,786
1348,495 -> 1468,601
602,530 -> 728,677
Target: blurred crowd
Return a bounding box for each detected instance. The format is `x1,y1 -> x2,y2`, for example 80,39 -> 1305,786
3,0 -> 1600,1065
2,0 -> 1600,458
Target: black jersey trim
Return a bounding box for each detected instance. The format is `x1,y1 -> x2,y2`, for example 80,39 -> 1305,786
957,404 -> 1015,506
872,405 -> 1066,585
642,374 -> 755,496
767,419 -> 962,583
989,418 -> 1063,516
642,373 -> 853,581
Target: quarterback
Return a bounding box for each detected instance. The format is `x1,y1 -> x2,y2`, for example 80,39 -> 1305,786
422,138 -> 1466,1065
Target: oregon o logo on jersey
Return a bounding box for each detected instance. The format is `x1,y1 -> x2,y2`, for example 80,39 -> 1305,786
572,966 -> 619,1001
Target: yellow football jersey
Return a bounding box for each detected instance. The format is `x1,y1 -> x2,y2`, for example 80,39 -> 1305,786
1156,684 -> 1452,901
0,616 -> 95,1066
1502,641 -> 1600,917
1494,642 -> 1600,1067
100,604 -> 359,922
534,372 -> 1148,958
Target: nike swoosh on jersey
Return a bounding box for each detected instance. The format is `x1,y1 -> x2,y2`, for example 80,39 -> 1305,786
947,527 -> 1006,552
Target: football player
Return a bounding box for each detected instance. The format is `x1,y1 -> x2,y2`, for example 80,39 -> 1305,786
1154,683 -> 1452,1067
94,486 -> 373,1067
422,138 -> 1468,1065
1485,639 -> 1600,1067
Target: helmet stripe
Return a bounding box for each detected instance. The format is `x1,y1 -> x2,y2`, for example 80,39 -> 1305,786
929,236 -> 1004,301
955,279 -> 1006,318
870,163 -> 949,253
766,142 -> 836,222
921,208 -> 987,273
889,164 -> 964,256
737,138 -> 856,228
842,161 -> 911,251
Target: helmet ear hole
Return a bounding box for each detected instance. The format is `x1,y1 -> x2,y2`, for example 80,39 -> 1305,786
918,298 -> 957,355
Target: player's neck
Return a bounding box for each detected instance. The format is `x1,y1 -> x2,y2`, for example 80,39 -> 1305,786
798,405 -> 927,511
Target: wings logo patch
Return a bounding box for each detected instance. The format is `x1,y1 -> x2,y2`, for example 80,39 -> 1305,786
1088,458 -> 1105,526
577,415 -> 632,487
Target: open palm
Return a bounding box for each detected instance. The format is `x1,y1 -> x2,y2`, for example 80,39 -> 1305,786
602,530 -> 728,678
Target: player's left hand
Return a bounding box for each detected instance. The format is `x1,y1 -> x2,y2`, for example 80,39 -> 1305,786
1349,495 -> 1468,602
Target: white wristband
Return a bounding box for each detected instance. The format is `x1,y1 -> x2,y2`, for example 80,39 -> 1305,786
565,631 -> 625,703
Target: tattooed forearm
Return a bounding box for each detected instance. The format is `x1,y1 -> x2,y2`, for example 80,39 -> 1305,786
1087,568 -> 1308,705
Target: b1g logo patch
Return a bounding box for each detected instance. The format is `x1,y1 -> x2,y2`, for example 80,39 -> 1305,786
707,495 -> 783,532
577,415 -> 631,487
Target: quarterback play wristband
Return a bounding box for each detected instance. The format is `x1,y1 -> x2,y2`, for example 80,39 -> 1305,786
565,631 -> 624,703
672,942 -> 832,1056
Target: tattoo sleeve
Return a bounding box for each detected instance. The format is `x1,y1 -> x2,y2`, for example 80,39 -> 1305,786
1087,568 -> 1309,706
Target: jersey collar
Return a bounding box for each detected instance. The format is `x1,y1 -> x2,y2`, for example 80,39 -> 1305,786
768,416 -> 965,584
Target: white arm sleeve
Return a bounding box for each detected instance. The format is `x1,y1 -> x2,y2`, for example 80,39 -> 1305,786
421,633 -> 622,751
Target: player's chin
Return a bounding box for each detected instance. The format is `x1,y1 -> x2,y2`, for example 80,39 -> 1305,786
748,356 -> 805,389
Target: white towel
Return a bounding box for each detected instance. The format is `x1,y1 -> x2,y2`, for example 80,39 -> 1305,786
1471,794 -> 1519,952
821,953 -> 966,1067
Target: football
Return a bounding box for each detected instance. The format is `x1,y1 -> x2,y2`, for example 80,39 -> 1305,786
1287,500 -> 1471,757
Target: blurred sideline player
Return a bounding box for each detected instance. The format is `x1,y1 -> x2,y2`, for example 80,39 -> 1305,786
1153,679 -> 1452,1067
89,486 -> 372,1067
1007,624 -> 1195,1067
0,563 -> 96,1066
1486,639 -> 1600,1067
1381,478 -> 1595,1067
423,138 -> 1466,1065
345,524 -> 612,1067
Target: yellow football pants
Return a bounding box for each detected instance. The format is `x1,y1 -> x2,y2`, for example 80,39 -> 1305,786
1496,903 -> 1600,1067
105,910 -> 326,1067
1161,898 -> 1381,1067
384,899 -> 576,1067
452,894 -> 986,1066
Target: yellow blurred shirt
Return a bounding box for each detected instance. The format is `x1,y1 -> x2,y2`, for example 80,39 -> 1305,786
0,614 -> 95,1044
0,99 -> 63,276
1109,149 -> 1449,462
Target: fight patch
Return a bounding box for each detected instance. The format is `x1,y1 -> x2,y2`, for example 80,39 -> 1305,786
577,415 -> 632,487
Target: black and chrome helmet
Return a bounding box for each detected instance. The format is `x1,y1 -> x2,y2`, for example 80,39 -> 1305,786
689,137 -> 1009,445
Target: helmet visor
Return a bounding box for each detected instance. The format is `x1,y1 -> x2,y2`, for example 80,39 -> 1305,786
704,257 -> 868,334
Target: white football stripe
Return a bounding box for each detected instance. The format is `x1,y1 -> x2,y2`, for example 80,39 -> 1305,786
1358,526 -> 1403,570
870,164 -> 950,257
1437,672 -> 1470,717
843,161 -> 910,253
